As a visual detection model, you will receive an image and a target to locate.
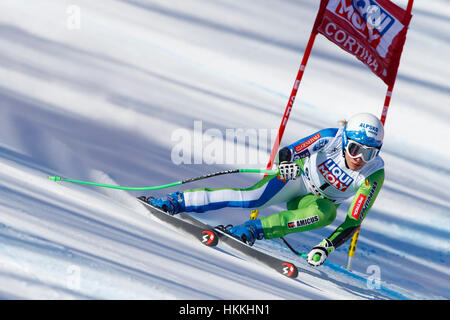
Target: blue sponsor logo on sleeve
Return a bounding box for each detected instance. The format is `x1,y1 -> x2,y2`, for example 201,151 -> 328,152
313,139 -> 329,152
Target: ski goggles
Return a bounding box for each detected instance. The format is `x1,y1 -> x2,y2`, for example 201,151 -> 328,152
345,140 -> 380,162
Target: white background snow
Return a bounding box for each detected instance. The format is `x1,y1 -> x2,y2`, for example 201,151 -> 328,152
0,0 -> 449,300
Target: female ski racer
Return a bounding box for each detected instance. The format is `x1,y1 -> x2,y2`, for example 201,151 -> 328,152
147,113 -> 385,267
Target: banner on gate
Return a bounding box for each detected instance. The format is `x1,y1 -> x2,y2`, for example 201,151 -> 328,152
313,0 -> 412,86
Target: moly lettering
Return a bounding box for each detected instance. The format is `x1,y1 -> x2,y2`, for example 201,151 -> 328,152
318,159 -> 354,191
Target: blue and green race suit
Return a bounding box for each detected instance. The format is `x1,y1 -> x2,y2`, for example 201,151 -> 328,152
183,127 -> 384,249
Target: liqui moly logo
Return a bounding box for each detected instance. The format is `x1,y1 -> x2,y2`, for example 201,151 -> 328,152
318,159 -> 354,191
326,0 -> 405,58
351,0 -> 395,35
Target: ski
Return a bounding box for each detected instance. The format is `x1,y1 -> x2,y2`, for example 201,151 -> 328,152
200,227 -> 299,278
136,197 -> 299,279
136,196 -> 210,241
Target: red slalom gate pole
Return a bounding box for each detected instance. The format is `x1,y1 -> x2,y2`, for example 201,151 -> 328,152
380,84 -> 394,125
381,0 -> 414,125
346,0 -> 414,271
250,31 -> 318,220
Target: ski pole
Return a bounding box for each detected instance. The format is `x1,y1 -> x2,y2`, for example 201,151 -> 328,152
48,169 -> 278,191
280,237 -> 308,259
345,228 -> 360,271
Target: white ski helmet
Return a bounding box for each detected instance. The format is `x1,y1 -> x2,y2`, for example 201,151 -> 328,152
343,113 -> 384,149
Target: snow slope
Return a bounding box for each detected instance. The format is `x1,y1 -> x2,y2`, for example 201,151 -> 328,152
0,0 -> 449,299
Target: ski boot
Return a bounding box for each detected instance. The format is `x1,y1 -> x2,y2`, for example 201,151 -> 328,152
225,219 -> 265,246
140,191 -> 186,215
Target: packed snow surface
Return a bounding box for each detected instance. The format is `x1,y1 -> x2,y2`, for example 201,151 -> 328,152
0,0 -> 449,299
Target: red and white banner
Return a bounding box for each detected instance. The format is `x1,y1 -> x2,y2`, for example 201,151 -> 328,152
313,0 -> 412,86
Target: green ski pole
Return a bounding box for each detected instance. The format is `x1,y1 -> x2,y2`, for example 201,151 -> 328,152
48,168 -> 278,191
